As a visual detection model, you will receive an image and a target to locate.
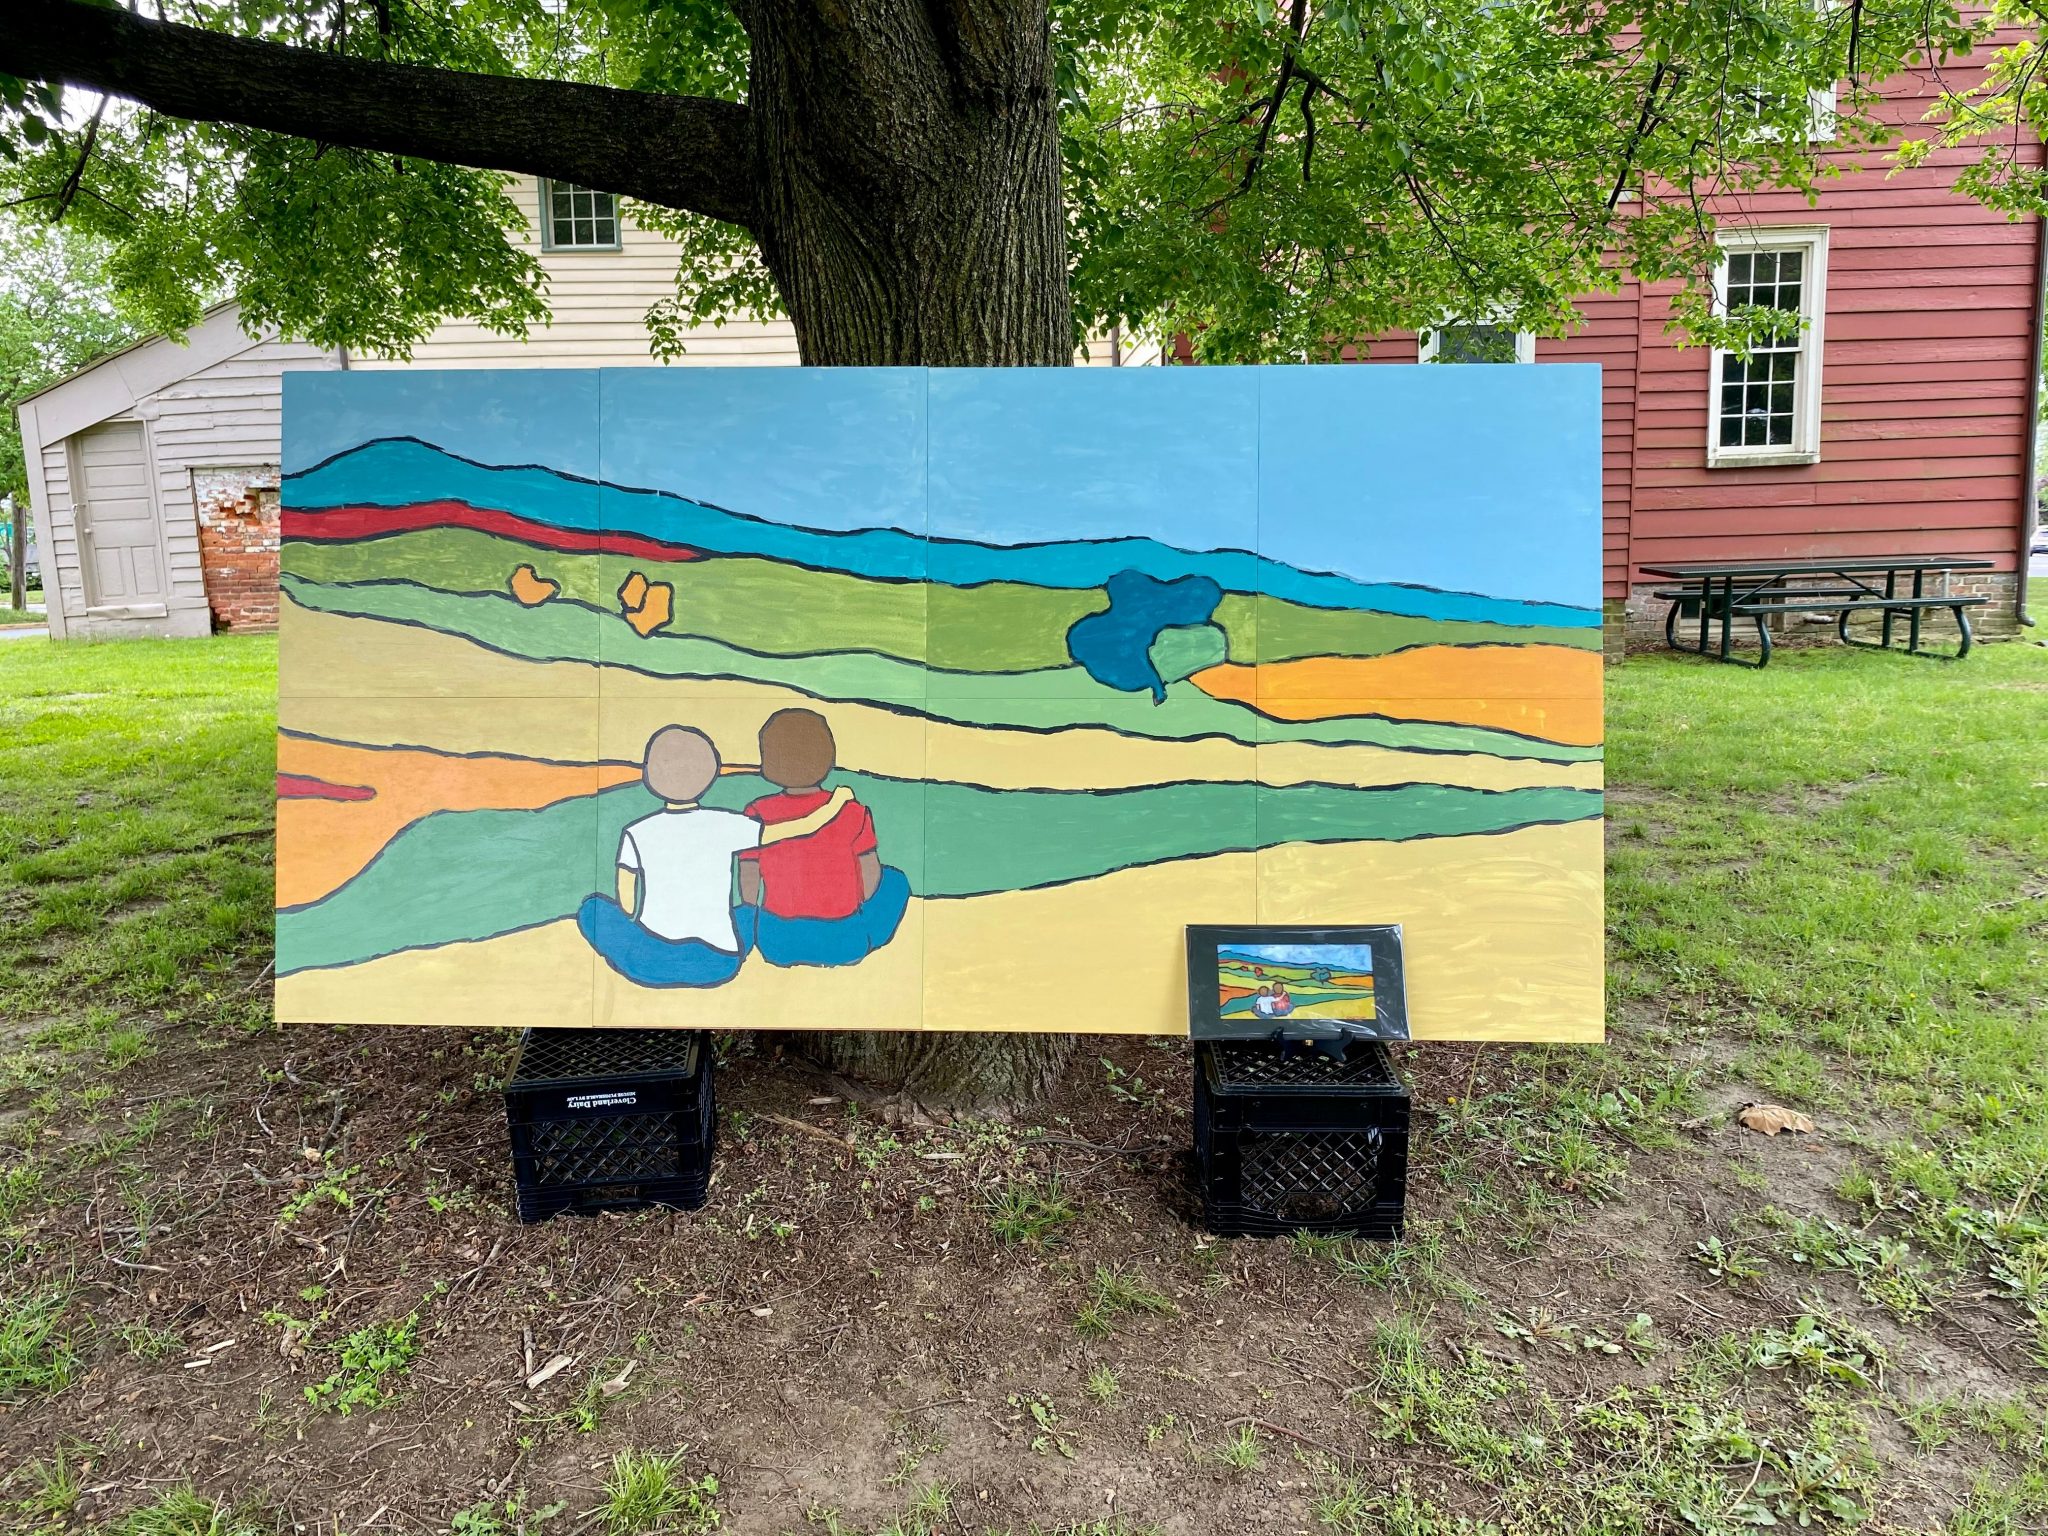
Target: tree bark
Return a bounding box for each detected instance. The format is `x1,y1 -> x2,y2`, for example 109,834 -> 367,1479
740,0 -> 1072,366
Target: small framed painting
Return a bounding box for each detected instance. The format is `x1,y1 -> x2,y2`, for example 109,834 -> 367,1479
1186,925 -> 1409,1043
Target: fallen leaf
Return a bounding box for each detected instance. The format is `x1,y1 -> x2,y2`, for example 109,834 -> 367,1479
599,1360 -> 637,1398
1737,1103 -> 1815,1137
750,1306 -> 773,1318
524,1353 -> 574,1390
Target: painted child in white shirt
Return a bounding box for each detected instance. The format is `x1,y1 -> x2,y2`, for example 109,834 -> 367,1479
580,726 -> 760,987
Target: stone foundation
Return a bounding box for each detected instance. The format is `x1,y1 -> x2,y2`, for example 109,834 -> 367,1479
193,468 -> 282,632
1604,570 -> 2024,660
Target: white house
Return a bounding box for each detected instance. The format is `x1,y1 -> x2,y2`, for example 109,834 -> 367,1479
16,175 -> 1155,640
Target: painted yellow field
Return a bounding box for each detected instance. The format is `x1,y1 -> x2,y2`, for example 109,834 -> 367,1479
276,819 -> 1602,1040
1279,998 -> 1379,1022
279,603 -> 1601,796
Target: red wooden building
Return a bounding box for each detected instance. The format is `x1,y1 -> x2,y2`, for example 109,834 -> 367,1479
1291,54 -> 2045,653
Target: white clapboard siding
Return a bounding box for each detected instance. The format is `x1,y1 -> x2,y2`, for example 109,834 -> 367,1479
349,179 -> 798,369
18,307 -> 340,639
352,175 -> 1159,369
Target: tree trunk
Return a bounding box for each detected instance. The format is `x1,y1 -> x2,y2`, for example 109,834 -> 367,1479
745,0 -> 1072,368
7,500 -> 24,614
741,2 -> 1078,1103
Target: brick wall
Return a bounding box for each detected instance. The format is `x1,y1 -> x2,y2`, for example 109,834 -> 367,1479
1604,570 -> 2022,659
193,467 -> 281,631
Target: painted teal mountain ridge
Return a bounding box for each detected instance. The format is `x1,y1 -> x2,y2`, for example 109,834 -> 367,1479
285,437 -> 1601,629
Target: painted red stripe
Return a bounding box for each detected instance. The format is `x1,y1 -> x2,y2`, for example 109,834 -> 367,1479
278,773 -> 377,802
281,501 -> 705,563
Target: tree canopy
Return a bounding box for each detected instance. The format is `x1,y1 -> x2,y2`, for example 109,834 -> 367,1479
0,0 -> 2038,368
0,222 -> 138,504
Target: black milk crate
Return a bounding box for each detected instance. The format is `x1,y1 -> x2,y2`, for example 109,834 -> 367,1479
1192,1039 -> 1409,1240
503,1028 -> 716,1223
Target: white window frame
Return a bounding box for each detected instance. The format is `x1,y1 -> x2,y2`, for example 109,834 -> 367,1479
1418,320 -> 1535,365
1809,83 -> 1839,143
538,179 -> 623,252
1706,224 -> 1829,469
1740,83 -> 1838,144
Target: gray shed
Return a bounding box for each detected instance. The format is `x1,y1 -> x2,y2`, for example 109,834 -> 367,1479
15,304 -> 337,639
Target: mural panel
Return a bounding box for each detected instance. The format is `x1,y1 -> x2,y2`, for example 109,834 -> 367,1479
276,366 -> 1604,1040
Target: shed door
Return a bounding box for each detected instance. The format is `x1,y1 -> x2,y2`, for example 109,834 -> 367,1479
74,422 -> 165,608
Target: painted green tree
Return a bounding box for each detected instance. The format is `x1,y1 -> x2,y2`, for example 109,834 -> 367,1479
0,0 -> 2035,1098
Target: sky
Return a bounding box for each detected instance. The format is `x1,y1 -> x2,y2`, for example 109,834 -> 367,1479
283,364 -> 1600,608
1224,943 -> 1376,972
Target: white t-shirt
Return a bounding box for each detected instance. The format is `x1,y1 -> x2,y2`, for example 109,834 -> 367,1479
618,806 -> 761,950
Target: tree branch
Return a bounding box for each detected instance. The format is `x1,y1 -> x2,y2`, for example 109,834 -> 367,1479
1301,83 -> 1318,184
0,0 -> 757,229
1195,8 -> 1304,222
54,98 -> 106,219
1608,60 -> 1669,214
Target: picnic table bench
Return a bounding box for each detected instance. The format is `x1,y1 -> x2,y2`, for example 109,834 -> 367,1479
1639,556 -> 1994,669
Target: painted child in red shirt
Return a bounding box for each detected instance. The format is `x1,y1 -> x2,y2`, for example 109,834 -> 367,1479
735,708 -> 909,967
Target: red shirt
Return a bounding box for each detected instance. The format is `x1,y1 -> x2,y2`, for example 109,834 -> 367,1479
739,790 -> 877,920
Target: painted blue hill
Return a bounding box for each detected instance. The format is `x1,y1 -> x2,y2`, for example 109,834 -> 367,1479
284,437 -> 1601,629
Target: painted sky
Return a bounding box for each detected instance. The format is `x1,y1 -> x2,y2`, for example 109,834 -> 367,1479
1222,943 -> 1376,972
284,364 -> 1599,608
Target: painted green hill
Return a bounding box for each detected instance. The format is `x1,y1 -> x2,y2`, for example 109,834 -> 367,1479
282,525 -> 1601,674
284,528 -> 1102,673
281,577 -> 1600,762
275,771 -> 1599,975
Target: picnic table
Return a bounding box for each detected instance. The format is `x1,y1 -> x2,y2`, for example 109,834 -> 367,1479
1641,556 -> 1994,669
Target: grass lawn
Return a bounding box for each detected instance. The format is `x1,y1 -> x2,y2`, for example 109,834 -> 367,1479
0,631 -> 2044,1535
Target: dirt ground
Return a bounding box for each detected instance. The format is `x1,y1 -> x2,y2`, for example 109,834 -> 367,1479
2,1004 -> 2037,1536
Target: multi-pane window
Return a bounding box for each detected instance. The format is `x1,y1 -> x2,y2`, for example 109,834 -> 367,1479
1717,250 -> 1803,448
541,181 -> 620,250
1419,322 -> 1534,364
1708,229 -> 1827,466
1730,82 -> 1838,142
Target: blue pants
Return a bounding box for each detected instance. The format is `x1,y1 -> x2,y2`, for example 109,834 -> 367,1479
578,896 -> 750,989
736,866 -> 910,969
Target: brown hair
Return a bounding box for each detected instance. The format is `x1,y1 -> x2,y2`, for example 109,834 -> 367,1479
642,726 -> 720,803
758,708 -> 835,789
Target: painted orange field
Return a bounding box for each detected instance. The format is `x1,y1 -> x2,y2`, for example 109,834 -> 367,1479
1190,645 -> 1604,747
276,735 -> 643,907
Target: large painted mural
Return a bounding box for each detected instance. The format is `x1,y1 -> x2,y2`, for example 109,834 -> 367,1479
275,367 -> 1604,1039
